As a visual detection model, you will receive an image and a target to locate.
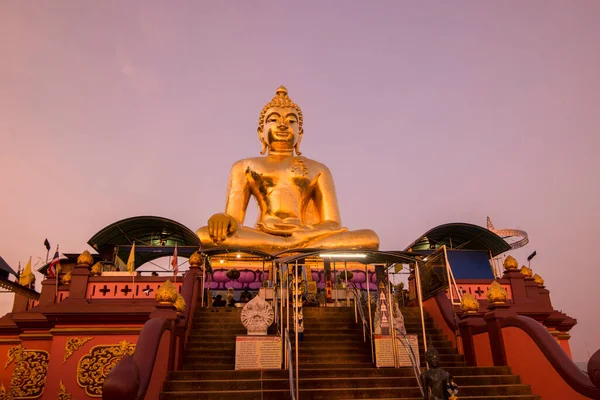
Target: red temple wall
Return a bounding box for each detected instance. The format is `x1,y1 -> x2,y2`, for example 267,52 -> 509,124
472,331 -> 493,366
422,297 -> 457,348
502,326 -> 589,400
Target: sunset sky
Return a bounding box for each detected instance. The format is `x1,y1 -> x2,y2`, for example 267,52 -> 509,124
1,1 -> 599,362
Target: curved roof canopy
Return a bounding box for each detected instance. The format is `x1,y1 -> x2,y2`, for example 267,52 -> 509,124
405,222 -> 511,257
87,216 -> 201,269
88,216 -> 200,250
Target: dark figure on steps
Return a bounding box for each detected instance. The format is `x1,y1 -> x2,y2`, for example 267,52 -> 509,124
421,344 -> 458,400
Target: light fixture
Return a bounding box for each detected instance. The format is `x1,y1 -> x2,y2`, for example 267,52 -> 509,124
319,253 -> 367,259
236,253 -> 241,259
220,259 -> 224,264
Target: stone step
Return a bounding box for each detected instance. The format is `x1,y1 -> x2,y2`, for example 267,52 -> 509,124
160,384 -> 535,400
164,373 -> 523,392
168,366 -> 515,381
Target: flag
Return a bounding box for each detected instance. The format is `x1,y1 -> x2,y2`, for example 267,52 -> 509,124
48,247 -> 60,278
171,244 -> 178,276
127,243 -> 136,275
44,239 -> 50,251
527,251 -> 537,262
19,258 -> 34,287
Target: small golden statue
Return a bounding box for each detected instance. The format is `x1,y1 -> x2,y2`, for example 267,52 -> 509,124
197,86 -> 379,253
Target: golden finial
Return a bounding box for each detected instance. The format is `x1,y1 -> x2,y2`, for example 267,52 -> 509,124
503,256 -> 519,271
77,250 -> 94,266
486,281 -> 508,305
155,280 -> 178,305
520,265 -> 533,278
460,293 -> 480,314
258,86 -> 304,155
90,262 -> 103,276
533,273 -> 544,286
60,271 -> 72,285
189,251 -> 203,268
174,294 -> 186,313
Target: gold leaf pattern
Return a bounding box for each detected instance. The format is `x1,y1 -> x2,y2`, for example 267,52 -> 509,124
64,337 -> 93,363
0,384 -> 14,400
57,381 -> 71,400
77,340 -> 136,397
7,345 -> 49,398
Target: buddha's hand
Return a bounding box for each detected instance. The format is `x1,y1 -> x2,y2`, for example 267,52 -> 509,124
208,213 -> 240,244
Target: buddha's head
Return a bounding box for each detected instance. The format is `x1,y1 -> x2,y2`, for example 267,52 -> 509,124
258,86 -> 304,155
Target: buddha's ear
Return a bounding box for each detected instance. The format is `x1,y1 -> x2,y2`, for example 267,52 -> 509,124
257,127 -> 267,155
294,132 -> 303,156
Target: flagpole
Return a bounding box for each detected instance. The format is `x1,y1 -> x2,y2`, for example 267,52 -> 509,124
55,245 -> 60,300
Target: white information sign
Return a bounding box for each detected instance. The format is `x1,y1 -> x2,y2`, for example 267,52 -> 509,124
375,334 -> 420,368
235,336 -> 282,370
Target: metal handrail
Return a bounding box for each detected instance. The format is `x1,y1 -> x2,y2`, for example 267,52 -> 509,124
394,330 -> 424,397
285,328 -> 296,400
347,283 -> 371,341
275,286 -> 280,336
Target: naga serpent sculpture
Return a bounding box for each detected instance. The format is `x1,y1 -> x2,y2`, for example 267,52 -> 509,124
487,216 -> 529,250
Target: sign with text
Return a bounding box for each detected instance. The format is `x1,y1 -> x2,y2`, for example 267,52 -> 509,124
375,334 -> 420,368
235,336 -> 282,370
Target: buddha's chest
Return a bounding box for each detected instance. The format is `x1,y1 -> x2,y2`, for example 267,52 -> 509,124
246,160 -> 313,194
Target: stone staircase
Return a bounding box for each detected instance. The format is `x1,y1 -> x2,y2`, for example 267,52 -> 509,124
160,302 -> 541,399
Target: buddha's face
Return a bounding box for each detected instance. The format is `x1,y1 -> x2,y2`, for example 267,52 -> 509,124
261,107 -> 300,152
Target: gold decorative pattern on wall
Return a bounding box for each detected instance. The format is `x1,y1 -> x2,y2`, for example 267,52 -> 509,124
64,337 -> 93,363
4,345 -> 49,399
57,381 -> 71,400
77,340 -> 136,397
0,384 -> 13,400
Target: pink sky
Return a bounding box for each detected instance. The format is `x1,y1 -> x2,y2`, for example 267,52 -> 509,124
1,1 -> 599,362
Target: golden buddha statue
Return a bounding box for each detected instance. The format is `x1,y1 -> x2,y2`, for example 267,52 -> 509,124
196,86 -> 379,253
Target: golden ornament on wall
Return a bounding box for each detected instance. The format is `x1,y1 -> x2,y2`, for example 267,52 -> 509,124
503,256 -> 519,271
520,265 -> 533,278
188,251 -> 203,267
4,345 -> 49,398
174,294 -> 186,313
459,293 -> 480,314
64,337 -> 93,363
61,271 -> 72,285
77,250 -> 94,266
90,262 -> 103,276
533,273 -> 544,286
155,280 -> 178,305
77,340 -> 136,397
486,281 -> 508,305
57,381 -> 72,400
0,384 -> 13,400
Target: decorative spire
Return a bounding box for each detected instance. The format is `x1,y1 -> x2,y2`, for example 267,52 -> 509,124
155,280 -> 178,305
486,281 -> 508,305
533,273 -> 545,286
460,293 -> 480,314
520,265 -> 533,278
503,256 -> 519,271
77,250 -> 94,266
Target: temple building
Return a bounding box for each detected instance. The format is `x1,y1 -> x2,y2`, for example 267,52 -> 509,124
0,87 -> 598,400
